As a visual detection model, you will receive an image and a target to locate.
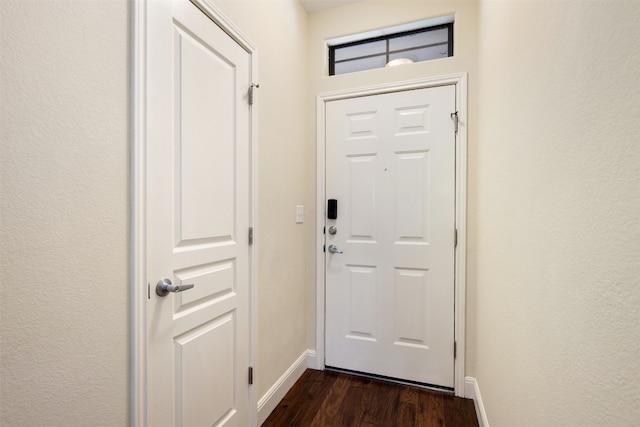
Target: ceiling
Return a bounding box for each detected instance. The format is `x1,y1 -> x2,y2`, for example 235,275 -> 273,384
299,0 -> 361,13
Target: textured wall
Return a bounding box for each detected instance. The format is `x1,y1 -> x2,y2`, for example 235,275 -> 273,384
475,0 -> 640,425
212,0 -> 312,400
0,1 -> 130,425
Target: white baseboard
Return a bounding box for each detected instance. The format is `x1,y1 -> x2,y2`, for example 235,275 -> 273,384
306,349 -> 317,369
464,376 -> 489,427
257,350 -> 312,425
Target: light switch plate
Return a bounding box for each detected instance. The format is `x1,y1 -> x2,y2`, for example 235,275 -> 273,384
296,205 -> 304,224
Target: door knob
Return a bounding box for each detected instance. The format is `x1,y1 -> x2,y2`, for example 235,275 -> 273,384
156,278 -> 195,297
328,245 -> 343,254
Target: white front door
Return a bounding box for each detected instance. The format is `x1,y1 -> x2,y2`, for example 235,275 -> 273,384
146,0 -> 252,425
325,86 -> 456,388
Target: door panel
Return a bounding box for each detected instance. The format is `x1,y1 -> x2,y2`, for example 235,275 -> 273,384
325,86 -> 455,388
147,0 -> 251,425
348,156 -> 376,238
176,23 -> 235,243
176,314 -> 234,427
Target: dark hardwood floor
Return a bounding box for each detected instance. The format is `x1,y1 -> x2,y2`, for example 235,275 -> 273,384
262,369 -> 479,427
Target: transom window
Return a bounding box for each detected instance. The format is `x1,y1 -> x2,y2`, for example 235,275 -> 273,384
328,20 -> 453,76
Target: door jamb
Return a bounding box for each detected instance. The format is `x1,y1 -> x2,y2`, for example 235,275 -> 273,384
131,1 -> 259,425
314,74 -> 468,396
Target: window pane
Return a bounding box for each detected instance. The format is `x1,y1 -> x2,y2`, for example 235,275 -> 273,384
334,55 -> 388,75
388,44 -> 449,63
388,28 -> 449,52
334,40 -> 386,62
329,23 -> 453,75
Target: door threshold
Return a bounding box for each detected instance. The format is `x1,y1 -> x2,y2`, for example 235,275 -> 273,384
324,366 -> 454,394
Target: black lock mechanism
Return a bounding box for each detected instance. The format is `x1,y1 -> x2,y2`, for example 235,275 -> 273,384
327,199 -> 338,220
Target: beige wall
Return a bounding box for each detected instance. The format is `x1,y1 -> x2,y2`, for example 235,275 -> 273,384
212,0 -> 312,400
307,0 -> 480,373
0,0 -> 129,425
475,0 -> 640,425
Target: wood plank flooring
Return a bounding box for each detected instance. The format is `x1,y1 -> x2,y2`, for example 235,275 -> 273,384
262,369 -> 479,427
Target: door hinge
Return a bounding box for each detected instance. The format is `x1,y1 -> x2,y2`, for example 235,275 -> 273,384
454,228 -> 458,248
248,366 -> 254,385
148,283 -> 150,300
323,244 -> 326,253
454,341 -> 457,359
248,83 -> 259,105
451,111 -> 459,133
248,227 -> 254,245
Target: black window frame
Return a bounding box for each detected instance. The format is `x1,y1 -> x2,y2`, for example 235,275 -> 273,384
328,23 -> 454,76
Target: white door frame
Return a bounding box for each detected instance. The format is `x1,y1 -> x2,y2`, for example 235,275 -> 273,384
131,0 -> 259,425
315,74 -> 468,397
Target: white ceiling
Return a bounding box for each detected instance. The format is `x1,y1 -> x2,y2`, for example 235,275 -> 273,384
300,0 -> 361,13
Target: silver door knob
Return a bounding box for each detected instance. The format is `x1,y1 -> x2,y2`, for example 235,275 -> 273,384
156,278 -> 195,297
328,245 -> 343,254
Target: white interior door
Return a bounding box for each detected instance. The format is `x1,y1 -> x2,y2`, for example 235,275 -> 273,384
325,86 -> 456,388
146,0 -> 252,425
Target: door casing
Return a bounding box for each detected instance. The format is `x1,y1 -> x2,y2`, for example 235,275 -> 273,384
131,0 -> 259,425
315,74 -> 468,397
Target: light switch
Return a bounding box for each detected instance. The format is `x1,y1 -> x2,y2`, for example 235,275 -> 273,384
296,205 -> 304,224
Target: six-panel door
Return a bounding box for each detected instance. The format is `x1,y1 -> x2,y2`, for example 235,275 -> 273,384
325,86 -> 456,388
